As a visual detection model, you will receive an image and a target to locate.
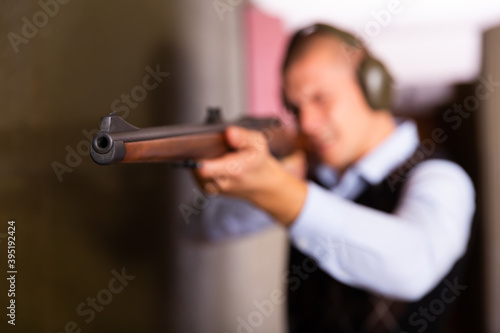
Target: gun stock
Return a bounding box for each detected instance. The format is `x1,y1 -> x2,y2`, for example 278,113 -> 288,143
90,108 -> 295,166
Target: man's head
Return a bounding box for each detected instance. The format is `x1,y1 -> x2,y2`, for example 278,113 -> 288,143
282,24 -> 394,172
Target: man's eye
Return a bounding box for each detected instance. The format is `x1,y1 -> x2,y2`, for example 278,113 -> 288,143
290,105 -> 300,117
285,101 -> 300,117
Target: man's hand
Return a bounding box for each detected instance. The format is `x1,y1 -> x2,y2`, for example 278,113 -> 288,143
193,126 -> 308,226
280,149 -> 308,180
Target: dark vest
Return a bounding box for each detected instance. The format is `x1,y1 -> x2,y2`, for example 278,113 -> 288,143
287,149 -> 467,333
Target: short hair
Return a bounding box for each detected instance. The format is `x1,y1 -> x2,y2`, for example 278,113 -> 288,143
282,23 -> 393,111
282,24 -> 363,75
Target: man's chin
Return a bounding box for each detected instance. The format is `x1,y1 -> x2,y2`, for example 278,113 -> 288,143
317,151 -> 344,171
315,140 -> 335,155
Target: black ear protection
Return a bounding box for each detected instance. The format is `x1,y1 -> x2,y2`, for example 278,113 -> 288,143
282,23 -> 393,112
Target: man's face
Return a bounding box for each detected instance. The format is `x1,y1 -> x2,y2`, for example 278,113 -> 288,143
283,39 -> 375,171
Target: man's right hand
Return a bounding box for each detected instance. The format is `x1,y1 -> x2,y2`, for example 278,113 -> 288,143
279,149 -> 308,180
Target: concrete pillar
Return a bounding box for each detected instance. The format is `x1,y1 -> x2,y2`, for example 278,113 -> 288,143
171,1 -> 287,332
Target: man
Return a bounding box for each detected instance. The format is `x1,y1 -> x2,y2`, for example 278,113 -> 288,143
193,24 -> 475,332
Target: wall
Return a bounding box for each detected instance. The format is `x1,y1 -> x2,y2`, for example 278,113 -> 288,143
481,24 -> 500,333
172,2 -> 288,333
0,1 -> 177,331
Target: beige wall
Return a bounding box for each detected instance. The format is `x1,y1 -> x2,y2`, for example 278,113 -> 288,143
171,1 -> 288,332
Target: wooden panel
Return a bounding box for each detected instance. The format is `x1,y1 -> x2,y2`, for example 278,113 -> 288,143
481,25 -> 500,333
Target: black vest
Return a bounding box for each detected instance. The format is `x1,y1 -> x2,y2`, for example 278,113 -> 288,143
287,149 -> 467,333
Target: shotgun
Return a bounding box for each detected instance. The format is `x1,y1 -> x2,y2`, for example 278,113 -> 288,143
90,108 -> 295,166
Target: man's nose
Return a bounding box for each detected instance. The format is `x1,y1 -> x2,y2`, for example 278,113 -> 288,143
298,104 -> 322,135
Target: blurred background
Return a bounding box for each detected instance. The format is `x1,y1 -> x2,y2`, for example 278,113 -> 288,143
1,0 -> 500,332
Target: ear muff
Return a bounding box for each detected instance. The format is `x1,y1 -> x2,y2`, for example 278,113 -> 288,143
357,54 -> 393,110
282,23 -> 393,112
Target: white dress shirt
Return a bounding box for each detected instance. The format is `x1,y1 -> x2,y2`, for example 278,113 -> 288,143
196,119 -> 475,301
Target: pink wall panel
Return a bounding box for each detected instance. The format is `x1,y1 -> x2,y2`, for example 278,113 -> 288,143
244,5 -> 288,117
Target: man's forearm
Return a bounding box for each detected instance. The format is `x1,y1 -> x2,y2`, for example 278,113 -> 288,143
248,158 -> 308,227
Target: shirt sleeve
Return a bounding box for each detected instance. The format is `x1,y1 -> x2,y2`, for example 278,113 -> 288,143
193,195 -> 275,241
289,159 -> 475,301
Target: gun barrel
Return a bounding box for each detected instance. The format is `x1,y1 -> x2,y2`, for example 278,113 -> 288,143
90,115 -> 286,165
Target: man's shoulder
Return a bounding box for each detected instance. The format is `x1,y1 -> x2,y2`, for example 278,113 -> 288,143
410,158 -> 473,188
394,158 -> 475,205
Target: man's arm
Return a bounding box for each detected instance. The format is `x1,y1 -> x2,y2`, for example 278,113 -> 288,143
289,159 -> 475,301
192,195 -> 276,241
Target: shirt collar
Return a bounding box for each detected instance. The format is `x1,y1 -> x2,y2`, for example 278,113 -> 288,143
315,118 -> 420,187
355,118 -> 419,185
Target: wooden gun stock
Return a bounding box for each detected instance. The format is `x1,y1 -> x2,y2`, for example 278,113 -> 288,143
90,108 -> 296,166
